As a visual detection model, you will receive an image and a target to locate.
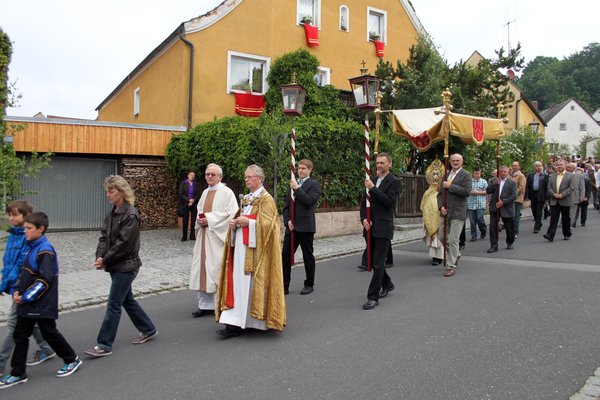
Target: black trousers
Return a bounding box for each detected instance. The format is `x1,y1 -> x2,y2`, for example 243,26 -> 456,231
574,202 -> 588,226
546,204 -> 571,239
181,204 -> 197,240
361,238 -> 393,266
282,231 -> 315,289
367,237 -> 394,301
530,195 -> 544,231
489,211 -> 515,248
11,316 -> 76,377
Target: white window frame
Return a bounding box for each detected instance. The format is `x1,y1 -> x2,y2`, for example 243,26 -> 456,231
297,0 -> 321,28
559,123 -> 567,131
580,123 -> 587,131
315,67 -> 331,87
133,87 -> 141,117
367,7 -> 387,43
339,5 -> 349,32
226,51 -> 270,95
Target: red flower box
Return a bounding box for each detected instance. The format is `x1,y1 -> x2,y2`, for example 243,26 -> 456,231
303,23 -> 319,47
374,40 -> 384,57
234,92 -> 265,117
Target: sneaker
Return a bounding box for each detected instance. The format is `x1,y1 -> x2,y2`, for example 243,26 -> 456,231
84,346 -> 112,358
131,331 -> 158,345
26,349 -> 57,366
0,374 -> 28,389
56,357 -> 82,378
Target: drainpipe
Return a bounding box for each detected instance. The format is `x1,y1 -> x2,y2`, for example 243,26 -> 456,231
515,95 -> 522,130
179,34 -> 194,130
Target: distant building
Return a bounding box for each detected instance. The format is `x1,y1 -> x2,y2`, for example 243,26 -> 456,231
540,99 -> 600,156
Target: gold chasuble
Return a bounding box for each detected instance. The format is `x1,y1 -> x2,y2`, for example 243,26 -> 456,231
216,190 -> 286,331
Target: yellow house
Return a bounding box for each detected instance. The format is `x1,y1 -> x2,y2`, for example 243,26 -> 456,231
466,51 -> 546,136
96,0 -> 426,127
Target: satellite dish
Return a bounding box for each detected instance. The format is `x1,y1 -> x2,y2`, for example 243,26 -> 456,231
507,69 -> 515,80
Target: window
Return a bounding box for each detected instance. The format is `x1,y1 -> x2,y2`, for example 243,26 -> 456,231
339,5 -> 349,31
367,7 -> 387,42
559,123 -> 567,131
133,87 -> 140,117
571,105 -> 575,111
580,123 -> 587,131
227,51 -> 270,94
297,0 -> 321,27
314,67 -> 331,86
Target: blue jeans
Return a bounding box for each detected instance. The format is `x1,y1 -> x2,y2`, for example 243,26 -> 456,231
468,209 -> 487,240
96,271 -> 156,351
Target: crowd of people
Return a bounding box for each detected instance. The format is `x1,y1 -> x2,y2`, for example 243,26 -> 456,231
422,153 -> 599,278
1,152 -> 598,389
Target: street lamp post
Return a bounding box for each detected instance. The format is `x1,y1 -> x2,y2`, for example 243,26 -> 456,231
280,75 -> 307,266
348,62 -> 381,272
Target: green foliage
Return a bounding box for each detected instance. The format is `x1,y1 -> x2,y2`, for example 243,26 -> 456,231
518,42 -> 600,112
165,116 -> 271,182
1,28 -> 12,137
264,48 -> 354,120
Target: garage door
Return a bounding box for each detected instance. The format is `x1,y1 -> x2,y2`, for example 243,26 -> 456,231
20,156 -> 117,230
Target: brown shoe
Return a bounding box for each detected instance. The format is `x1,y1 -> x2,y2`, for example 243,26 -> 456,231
443,268 -> 456,277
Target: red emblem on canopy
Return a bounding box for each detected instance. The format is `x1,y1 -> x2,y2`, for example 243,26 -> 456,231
472,119 -> 484,143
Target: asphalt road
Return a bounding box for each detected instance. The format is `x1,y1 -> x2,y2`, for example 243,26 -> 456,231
1,215 -> 599,399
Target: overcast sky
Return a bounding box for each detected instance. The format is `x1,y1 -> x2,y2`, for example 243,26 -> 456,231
2,0 -> 598,119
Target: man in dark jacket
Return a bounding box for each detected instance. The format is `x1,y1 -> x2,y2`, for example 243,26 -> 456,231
487,166 -> 517,253
360,153 -> 401,310
525,161 -> 548,233
179,171 -> 201,241
282,159 -> 322,295
85,175 -> 157,358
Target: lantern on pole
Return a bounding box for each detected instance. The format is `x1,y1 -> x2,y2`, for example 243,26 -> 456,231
348,62 -> 381,272
280,74 -> 306,266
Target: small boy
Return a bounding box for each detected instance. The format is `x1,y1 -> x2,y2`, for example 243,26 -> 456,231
0,201 -> 56,375
0,212 -> 82,389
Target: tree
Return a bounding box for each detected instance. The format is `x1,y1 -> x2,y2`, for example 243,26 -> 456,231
1,28 -> 52,212
518,42 -> 600,113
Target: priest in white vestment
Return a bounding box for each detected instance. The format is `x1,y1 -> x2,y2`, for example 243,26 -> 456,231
215,164 -> 286,338
189,163 -> 238,317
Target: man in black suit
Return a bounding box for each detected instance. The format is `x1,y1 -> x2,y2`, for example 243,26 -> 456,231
360,152 -> 401,310
486,166 -> 517,253
437,153 -> 471,277
525,161 -> 548,233
544,159 -> 574,242
282,159 -> 322,295
179,170 -> 201,241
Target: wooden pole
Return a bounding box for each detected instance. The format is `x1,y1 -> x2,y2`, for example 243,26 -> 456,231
290,126 -> 296,267
364,114 -> 372,272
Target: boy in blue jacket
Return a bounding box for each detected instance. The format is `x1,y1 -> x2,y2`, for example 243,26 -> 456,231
0,201 -> 55,374
0,212 -> 82,389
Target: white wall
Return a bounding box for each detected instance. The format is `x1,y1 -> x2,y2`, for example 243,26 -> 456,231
544,100 -> 600,156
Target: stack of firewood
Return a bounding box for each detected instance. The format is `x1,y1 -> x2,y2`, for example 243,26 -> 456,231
121,158 -> 178,228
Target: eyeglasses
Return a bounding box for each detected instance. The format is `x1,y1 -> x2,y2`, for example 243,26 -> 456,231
205,173 -> 218,177
244,175 -> 258,180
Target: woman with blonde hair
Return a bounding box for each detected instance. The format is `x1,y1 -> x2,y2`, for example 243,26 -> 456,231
85,175 -> 158,358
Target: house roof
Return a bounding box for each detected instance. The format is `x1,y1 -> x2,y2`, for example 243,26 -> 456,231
540,98 -> 572,122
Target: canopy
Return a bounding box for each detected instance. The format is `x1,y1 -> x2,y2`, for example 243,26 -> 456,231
391,107 -> 506,151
